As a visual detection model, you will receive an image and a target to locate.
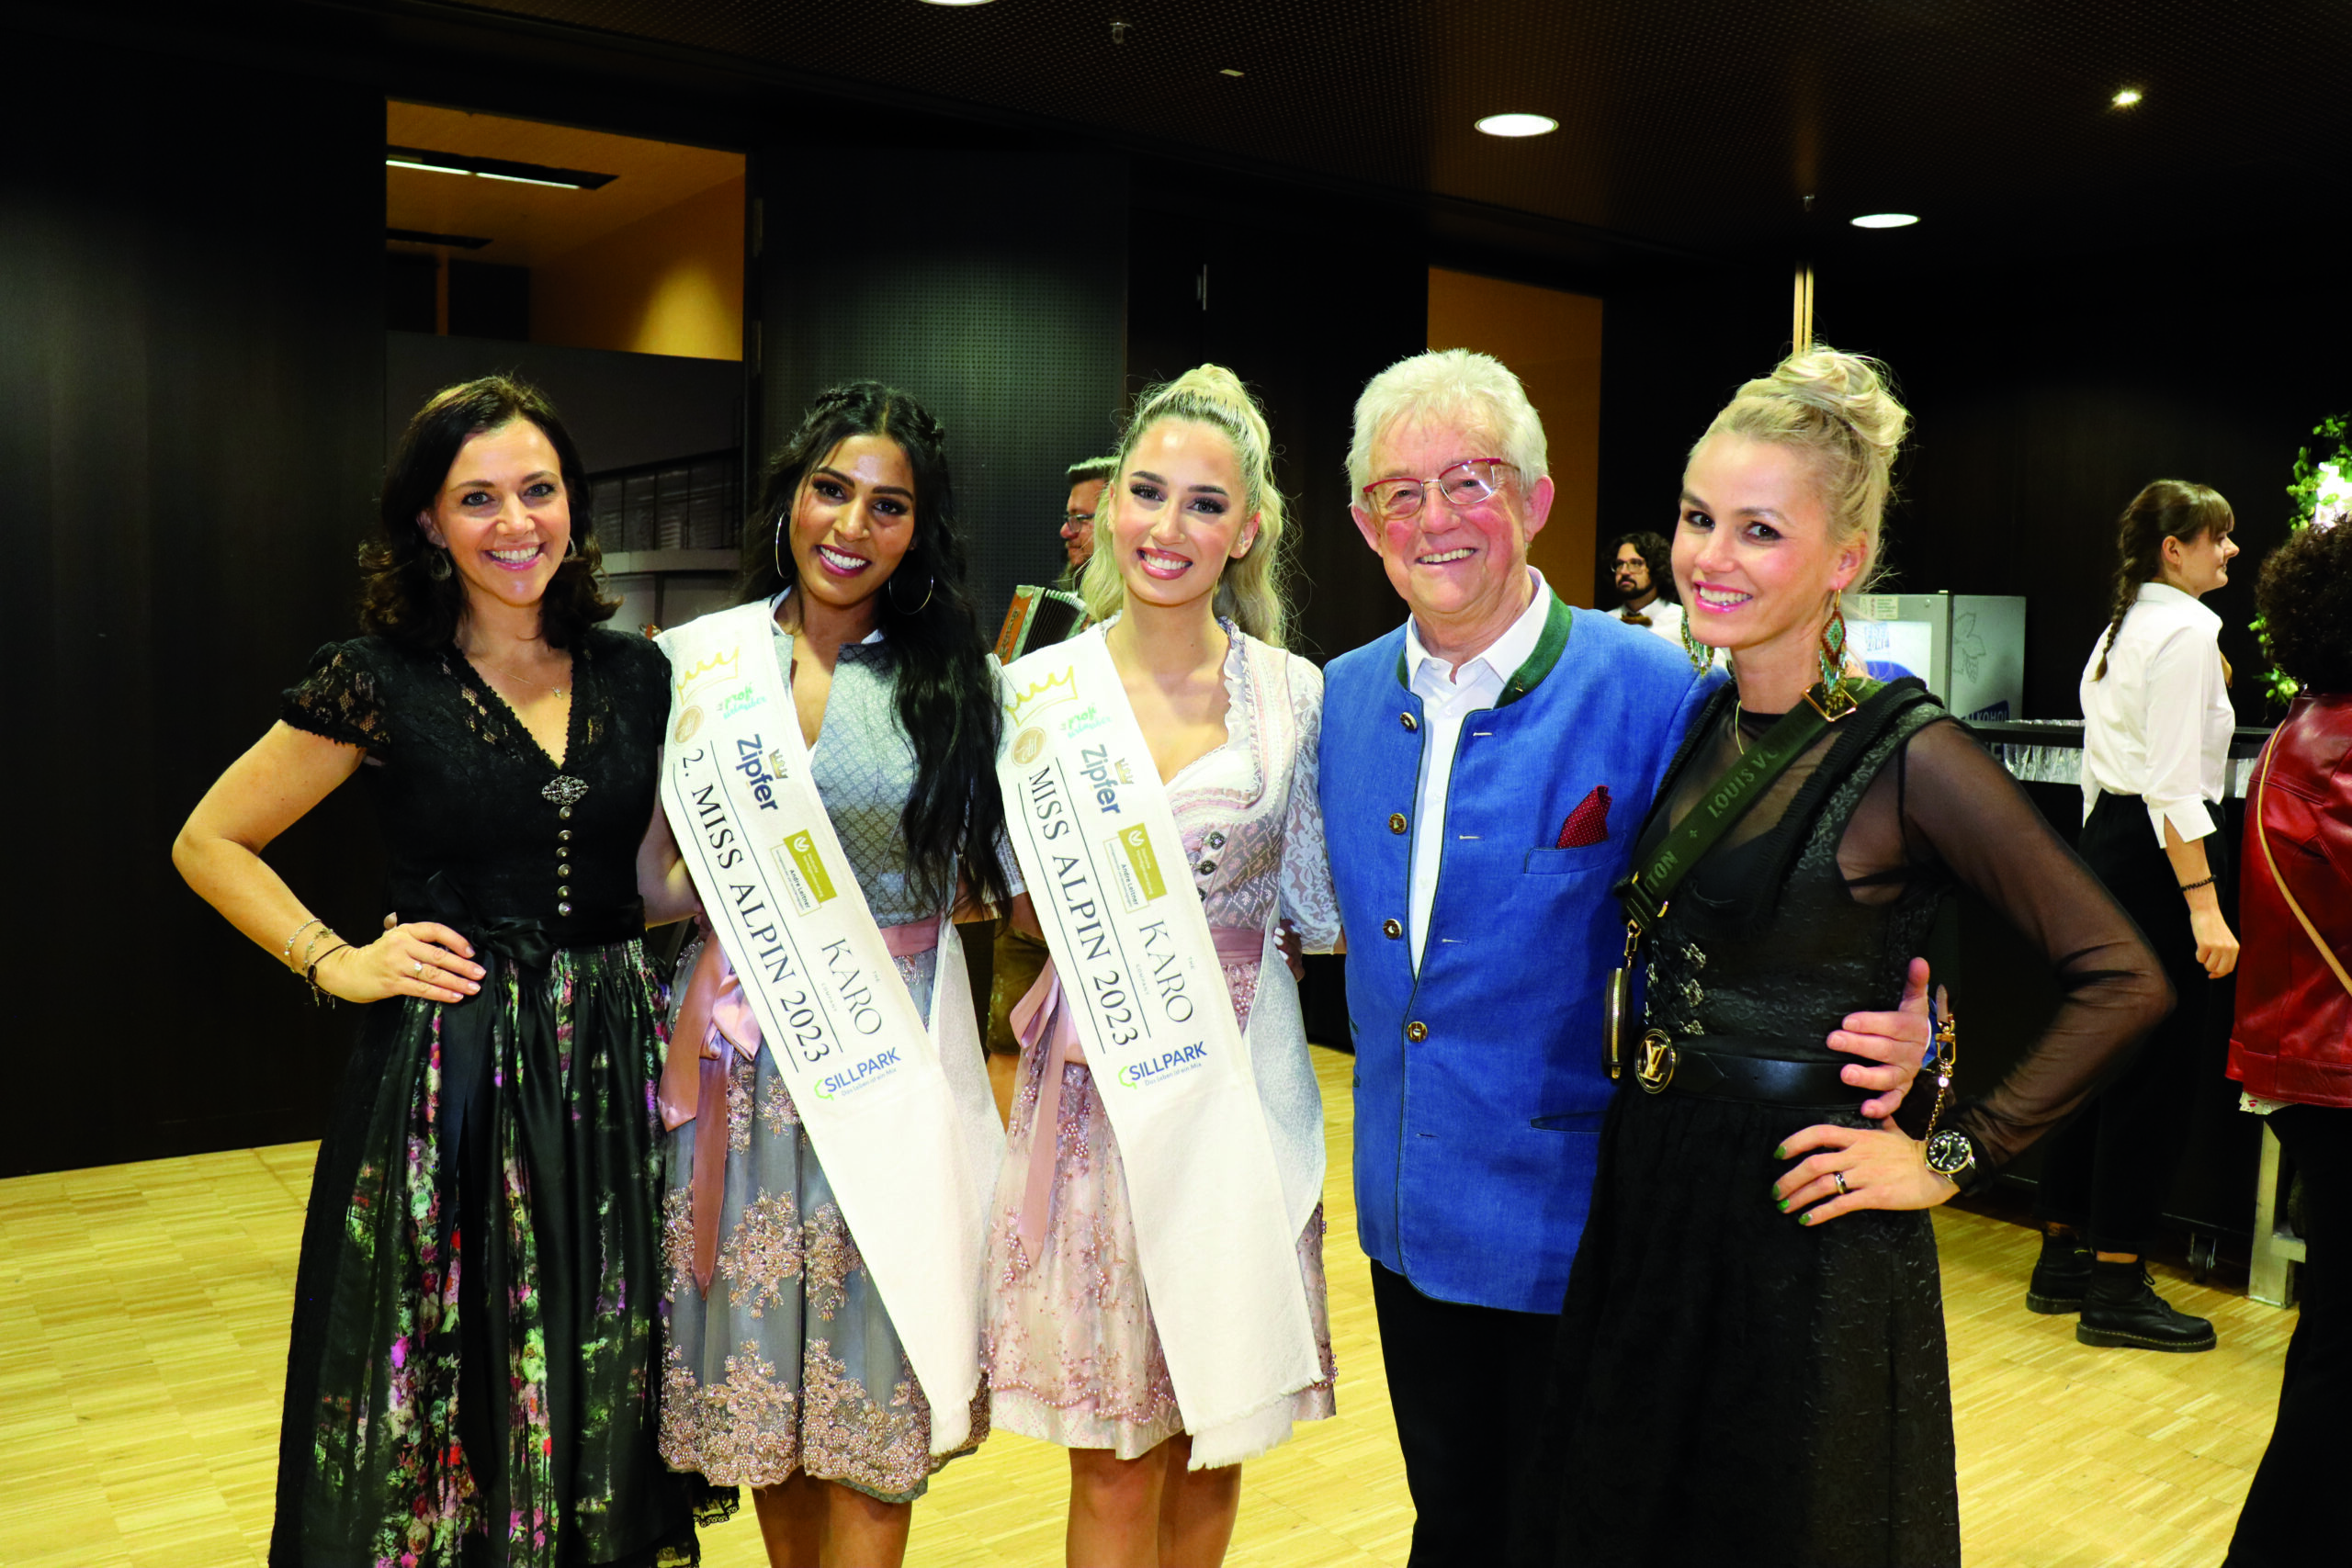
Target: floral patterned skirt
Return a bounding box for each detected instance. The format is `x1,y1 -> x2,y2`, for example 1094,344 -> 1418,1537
657,943 -> 989,1503
982,960 -> 1337,1461
270,939 -> 710,1568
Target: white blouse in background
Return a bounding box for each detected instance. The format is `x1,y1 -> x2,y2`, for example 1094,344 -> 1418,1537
2078,581 -> 2233,844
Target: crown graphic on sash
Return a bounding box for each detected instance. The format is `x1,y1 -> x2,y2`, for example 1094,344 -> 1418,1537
675,646 -> 741,701
1005,665 -> 1079,723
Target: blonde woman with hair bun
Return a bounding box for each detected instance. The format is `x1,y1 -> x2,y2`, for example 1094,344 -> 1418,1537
1521,346 -> 2169,1566
989,366 -> 1341,1566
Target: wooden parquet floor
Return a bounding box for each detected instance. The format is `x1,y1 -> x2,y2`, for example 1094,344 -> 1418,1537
0,1048 -> 2291,1567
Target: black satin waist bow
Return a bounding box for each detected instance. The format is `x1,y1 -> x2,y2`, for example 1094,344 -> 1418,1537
408,871 -> 641,970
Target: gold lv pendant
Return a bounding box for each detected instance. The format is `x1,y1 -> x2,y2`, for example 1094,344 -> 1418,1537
1634,1029 -> 1678,1094
1603,924 -> 1638,1080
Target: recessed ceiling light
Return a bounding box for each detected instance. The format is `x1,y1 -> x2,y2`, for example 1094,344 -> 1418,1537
1476,113 -> 1558,138
1849,212 -> 1919,230
2112,87 -> 2143,107
1220,68 -> 1245,77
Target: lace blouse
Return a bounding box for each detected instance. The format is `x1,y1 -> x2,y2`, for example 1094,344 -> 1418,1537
1648,693 -> 2173,1173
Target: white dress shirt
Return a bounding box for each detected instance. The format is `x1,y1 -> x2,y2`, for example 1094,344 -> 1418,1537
1616,595 -> 1687,648
1404,568 -> 1555,968
2079,581 -> 2233,845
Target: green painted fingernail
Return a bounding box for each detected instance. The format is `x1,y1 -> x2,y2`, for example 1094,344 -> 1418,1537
1775,1197 -> 1788,1212
1799,1211 -> 1815,1225
1772,1145 -> 1788,1160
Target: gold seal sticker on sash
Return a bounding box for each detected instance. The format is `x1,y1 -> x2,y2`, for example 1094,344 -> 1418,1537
998,628 -> 1319,1466
657,601 -> 1002,1456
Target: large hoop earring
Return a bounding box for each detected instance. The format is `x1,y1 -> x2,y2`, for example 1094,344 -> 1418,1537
772,511 -> 790,586
424,547 -> 453,582
888,570 -> 935,616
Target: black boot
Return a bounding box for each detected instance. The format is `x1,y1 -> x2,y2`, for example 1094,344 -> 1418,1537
2026,1232 -> 2092,1314
2075,1259 -> 2217,1352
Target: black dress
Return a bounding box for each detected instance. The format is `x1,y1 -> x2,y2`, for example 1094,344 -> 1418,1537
271,630 -> 715,1568
1530,686 -> 2169,1568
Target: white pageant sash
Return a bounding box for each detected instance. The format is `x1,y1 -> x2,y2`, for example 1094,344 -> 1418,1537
998,628 -> 1319,1463
658,602 -> 1002,1454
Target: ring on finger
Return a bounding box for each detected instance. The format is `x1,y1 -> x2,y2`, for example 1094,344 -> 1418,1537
1833,1171 -> 1849,1196
412,959 -> 424,976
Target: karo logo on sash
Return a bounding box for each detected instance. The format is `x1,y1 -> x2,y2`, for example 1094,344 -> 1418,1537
777,829 -> 840,914
1107,823 -> 1169,910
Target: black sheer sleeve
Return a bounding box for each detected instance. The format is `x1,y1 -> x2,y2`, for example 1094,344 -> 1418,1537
1841,718 -> 2173,1174
281,639 -> 392,751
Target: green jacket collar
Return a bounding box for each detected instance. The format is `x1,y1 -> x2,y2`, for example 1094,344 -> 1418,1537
1390,593 -> 1574,706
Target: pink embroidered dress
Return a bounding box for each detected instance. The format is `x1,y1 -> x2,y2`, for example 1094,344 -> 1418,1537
983,623 -> 1344,1458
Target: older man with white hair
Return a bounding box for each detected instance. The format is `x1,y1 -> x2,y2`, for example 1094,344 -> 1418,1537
1319,349 -> 1930,1562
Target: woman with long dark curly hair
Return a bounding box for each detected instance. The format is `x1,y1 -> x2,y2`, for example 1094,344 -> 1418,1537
650,382 -> 1013,1568
2225,514 -> 2352,1566
2028,479 -> 2242,1352
173,375 -> 712,1565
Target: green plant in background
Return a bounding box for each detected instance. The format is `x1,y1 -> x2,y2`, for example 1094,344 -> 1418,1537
2255,412 -> 2352,707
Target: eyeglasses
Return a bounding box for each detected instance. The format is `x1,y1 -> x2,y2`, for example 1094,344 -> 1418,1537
1360,457 -> 1516,522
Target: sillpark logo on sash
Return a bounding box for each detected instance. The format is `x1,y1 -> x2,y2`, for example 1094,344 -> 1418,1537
1107,823 -> 1169,910
813,1044 -> 902,1100
777,829 -> 840,914
1115,1041 -> 1209,1089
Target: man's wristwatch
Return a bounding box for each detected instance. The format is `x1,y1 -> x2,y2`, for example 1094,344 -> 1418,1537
1923,1128 -> 1977,1188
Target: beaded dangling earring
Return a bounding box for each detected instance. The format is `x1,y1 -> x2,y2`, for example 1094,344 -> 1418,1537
1679,606 -> 1713,672
1806,596 -> 1859,721
1817,597 -> 1849,691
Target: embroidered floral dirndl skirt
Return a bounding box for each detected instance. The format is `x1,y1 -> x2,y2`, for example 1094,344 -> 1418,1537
656,937 -> 989,1502
982,959 -> 1337,1461
270,938 -> 716,1568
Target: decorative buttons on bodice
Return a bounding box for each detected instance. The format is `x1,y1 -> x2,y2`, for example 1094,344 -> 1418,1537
1205,830 -> 1226,849
558,829 -> 572,843
1196,859 -> 1216,877
1383,918 -> 1403,939
1400,712 -> 1419,732
557,901 -> 572,917
559,806 -> 573,820
1406,1021 -> 1429,1042
1388,812 -> 1408,834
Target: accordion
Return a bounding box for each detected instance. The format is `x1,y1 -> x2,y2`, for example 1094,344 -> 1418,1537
993,585 -> 1089,662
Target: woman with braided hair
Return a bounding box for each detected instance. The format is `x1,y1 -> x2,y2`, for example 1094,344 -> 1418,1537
2025,479 -> 2243,1352
650,383 -> 1017,1566
986,365 -> 1341,1566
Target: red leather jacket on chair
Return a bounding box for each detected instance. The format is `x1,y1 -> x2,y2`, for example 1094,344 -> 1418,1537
2231,692 -> 2352,1108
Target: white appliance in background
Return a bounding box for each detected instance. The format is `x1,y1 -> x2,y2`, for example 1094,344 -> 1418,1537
1841,592 -> 2028,721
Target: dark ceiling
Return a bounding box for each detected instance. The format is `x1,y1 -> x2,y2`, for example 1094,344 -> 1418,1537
436,0 -> 2341,265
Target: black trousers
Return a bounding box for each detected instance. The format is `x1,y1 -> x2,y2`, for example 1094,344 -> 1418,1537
1371,1259 -> 1562,1566
2035,792 -> 2225,1255
2226,1103 -> 2352,1566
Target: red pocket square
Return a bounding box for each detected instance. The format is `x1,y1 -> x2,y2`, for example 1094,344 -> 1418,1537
1556,785 -> 1612,849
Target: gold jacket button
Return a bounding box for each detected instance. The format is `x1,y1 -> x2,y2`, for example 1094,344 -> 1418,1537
1406,1021 -> 1429,1042
1400,711 -> 1419,732
1383,918 -> 1403,940
1388,812 -> 1408,834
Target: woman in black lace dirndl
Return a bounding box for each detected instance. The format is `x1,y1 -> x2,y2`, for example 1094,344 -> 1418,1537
174,378 -> 717,1567
1521,349 -> 2171,1568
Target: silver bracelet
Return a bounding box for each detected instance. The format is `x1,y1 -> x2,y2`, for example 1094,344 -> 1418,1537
281,916 -> 326,970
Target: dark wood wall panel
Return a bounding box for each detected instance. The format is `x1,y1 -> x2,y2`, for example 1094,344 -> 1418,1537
1125,196 -> 1429,664
0,31 -> 385,1176
757,151 -> 1129,628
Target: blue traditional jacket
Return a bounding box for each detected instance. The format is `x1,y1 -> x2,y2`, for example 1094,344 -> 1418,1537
1323,598 -> 1717,1313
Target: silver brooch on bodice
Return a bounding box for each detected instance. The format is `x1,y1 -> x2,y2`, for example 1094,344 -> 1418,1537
542,775 -> 589,808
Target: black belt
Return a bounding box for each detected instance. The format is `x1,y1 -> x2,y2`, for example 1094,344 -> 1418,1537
1628,1032 -> 1861,1109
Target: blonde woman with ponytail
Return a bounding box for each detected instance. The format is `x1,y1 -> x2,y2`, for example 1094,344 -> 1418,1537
987,367 -> 1341,1566
1524,348 -> 2168,1566
2026,479 -> 2243,1354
